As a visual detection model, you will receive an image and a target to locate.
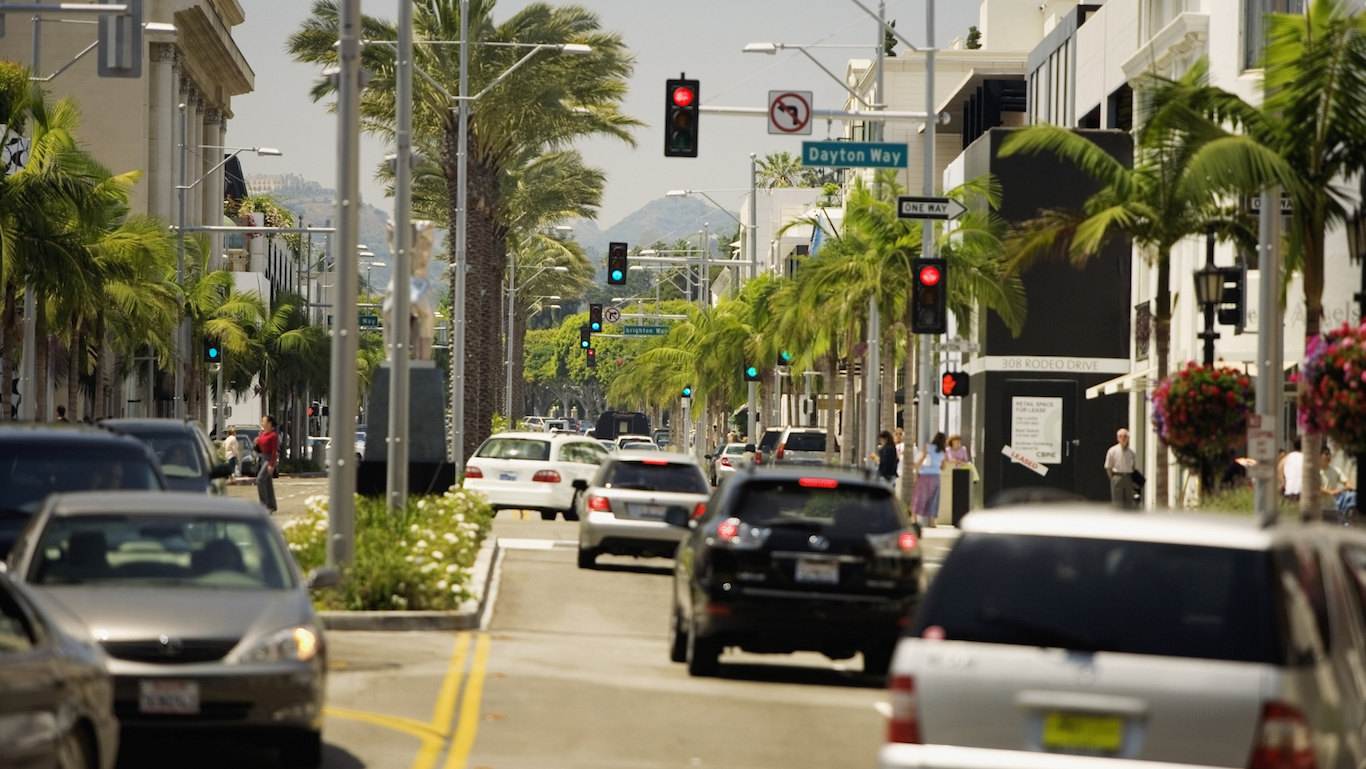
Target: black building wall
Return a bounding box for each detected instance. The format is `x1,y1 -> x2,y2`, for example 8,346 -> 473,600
962,127 -> 1132,503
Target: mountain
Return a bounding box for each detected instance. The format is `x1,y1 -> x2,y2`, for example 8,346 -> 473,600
571,196 -> 739,256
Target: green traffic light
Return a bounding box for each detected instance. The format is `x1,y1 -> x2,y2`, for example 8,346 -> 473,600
746,367 -> 757,377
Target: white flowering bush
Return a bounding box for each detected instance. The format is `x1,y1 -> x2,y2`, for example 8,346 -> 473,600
282,490 -> 493,611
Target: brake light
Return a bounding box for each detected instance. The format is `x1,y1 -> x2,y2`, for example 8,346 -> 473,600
888,675 -> 921,743
464,465 -> 483,479
720,457 -> 732,467
898,532 -> 918,550
1249,702 -> 1316,769
711,518 -> 770,550
799,477 -> 839,488
532,470 -> 562,483
641,459 -> 668,466
776,445 -> 785,460
716,520 -> 738,539
755,451 -> 763,463
587,495 -> 612,512
692,502 -> 707,520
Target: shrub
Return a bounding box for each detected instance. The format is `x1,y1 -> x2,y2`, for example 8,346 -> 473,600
281,490 -> 493,611
278,458 -> 320,474
1299,322 -> 1366,452
1152,363 -> 1254,486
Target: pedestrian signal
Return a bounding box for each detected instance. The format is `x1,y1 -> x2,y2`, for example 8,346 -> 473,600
941,371 -> 969,397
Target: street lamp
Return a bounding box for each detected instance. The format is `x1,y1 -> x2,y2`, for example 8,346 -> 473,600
364,260 -> 387,296
1193,226 -> 1223,367
742,42 -> 877,107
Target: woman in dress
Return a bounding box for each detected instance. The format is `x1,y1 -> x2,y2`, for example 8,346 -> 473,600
911,432 -> 947,528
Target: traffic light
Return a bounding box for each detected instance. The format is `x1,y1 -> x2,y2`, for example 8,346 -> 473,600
743,364 -> 762,382
665,76 -> 700,158
580,325 -> 592,349
941,371 -> 969,397
589,303 -> 603,332
204,339 -> 221,364
911,258 -> 948,335
1217,265 -> 1246,334
682,385 -> 693,398
778,350 -> 794,366
607,242 -> 628,285
308,401 -> 320,417
586,347 -> 597,368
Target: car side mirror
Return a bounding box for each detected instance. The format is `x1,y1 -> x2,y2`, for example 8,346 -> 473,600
664,507 -> 690,528
210,462 -> 233,479
572,479 -> 588,491
704,454 -> 712,460
307,567 -> 341,590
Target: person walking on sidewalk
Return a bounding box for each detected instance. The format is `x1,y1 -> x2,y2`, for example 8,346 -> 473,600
255,415 -> 279,513
910,433 -> 947,528
1105,428 -> 1137,509
223,427 -> 242,478
870,431 -> 898,484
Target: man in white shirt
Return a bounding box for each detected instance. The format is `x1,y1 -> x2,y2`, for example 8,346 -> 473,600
1280,439 -> 1304,502
1104,428 -> 1137,509
223,428 -> 242,479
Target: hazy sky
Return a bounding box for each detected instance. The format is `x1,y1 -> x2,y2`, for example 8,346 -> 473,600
232,0 -> 979,227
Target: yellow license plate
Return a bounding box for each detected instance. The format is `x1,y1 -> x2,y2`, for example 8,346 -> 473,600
1041,712 -> 1123,753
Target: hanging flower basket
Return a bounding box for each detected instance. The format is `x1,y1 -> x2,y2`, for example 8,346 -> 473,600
1299,322 -> 1366,453
1151,363 -> 1254,471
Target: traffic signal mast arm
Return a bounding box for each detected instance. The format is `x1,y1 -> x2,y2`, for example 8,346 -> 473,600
698,104 -> 949,123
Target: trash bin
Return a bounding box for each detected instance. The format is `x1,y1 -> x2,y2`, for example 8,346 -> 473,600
951,467 -> 971,527
311,442 -> 327,469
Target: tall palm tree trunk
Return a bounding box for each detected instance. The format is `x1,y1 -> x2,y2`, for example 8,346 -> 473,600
840,329 -> 858,465
66,321 -> 82,420
881,326 -> 896,435
823,352 -> 838,465
1299,217 -> 1326,520
1,286 -> 14,421
34,294 -> 47,421
904,324 -> 918,453
1154,253 -> 1172,508
93,312 -> 107,420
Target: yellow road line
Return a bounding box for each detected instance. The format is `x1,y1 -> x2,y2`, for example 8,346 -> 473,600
431,632 -> 473,733
443,632 -> 492,769
325,706 -> 446,743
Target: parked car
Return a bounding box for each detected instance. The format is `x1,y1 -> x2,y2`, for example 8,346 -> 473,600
7,493 -> 339,768
620,441 -> 660,452
103,418 -> 232,495
0,424 -> 168,558
596,440 -> 617,454
652,429 -> 671,448
773,427 -> 834,465
668,466 -> 922,677
712,442 -> 748,485
574,451 -> 711,568
882,507 -> 1366,769
0,568 -> 119,769
756,427 -> 783,464
462,432 -> 610,521
522,416 -> 547,432
230,425 -> 263,476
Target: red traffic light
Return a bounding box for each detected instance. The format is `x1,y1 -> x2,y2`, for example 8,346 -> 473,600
919,265 -> 941,286
672,86 -> 694,107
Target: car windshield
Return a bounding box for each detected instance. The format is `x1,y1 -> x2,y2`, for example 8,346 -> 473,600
733,479 -> 901,534
121,431 -> 204,478
621,442 -> 659,451
477,438 -> 550,461
725,445 -> 746,455
0,448 -> 162,514
605,461 -> 708,493
784,432 -> 827,452
911,534 -> 1282,664
30,514 -> 294,589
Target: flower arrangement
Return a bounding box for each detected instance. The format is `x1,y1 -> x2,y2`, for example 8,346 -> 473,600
1299,322 -> 1366,453
1151,363 -> 1254,470
282,490 -> 493,611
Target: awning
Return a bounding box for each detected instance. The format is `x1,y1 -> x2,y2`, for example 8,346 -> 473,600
1085,368 -> 1153,400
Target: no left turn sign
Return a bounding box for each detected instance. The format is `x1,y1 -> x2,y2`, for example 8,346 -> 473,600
768,90 -> 813,135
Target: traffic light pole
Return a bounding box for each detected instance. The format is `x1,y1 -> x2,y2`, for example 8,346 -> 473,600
747,381 -> 757,447
1254,187 -> 1283,525
387,0 -> 414,511
917,0 -> 937,451
451,0 -> 470,474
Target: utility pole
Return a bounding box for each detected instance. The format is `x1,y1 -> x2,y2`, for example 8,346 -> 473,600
387,0 -> 414,510
174,102 -> 188,420
450,0 -> 470,472
328,0 -> 362,566
864,0 -> 886,464
917,0 -> 937,450
749,153 -> 758,282
1254,188 -> 1282,525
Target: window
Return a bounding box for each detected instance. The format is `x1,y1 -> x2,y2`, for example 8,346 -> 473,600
125,432 -> 205,478
559,442 -> 607,465
477,438 -> 549,461
784,432 -> 828,452
0,585 -> 35,655
1244,0 -> 1305,70
0,448 -> 163,514
733,480 -> 902,535
604,461 -> 708,494
1277,544 -> 1332,657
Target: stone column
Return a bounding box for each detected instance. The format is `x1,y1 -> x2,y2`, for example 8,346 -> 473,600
203,108 -> 224,271
149,44 -> 177,219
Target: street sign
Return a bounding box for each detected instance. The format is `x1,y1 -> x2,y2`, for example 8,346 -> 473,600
897,196 -> 967,221
932,339 -> 980,354
359,315 -> 379,327
1247,413 -> 1277,480
603,306 -> 622,324
1001,444 -> 1049,477
768,90 -> 813,135
1248,194 -> 1293,215
623,325 -> 669,336
802,141 -> 906,168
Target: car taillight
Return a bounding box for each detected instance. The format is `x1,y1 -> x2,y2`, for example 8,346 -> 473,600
868,529 -> 919,556
464,465 -> 483,479
755,451 -> 763,464
532,470 -> 562,483
720,457 -> 731,467
711,517 -> 770,550
716,520 -> 738,539
898,532 -> 918,550
692,502 -> 707,520
587,495 -> 612,512
1249,702 -> 1316,769
888,675 -> 921,744
776,445 -> 785,459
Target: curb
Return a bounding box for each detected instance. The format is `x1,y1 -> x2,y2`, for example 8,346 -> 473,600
317,534 -> 501,631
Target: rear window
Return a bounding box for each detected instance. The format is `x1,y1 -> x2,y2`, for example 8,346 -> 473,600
121,431 -> 205,479
784,432 -> 827,452
604,461 -> 708,494
476,439 -> 549,461
912,534 -> 1282,664
759,431 -> 782,451
732,479 -> 901,535
0,446 -> 163,514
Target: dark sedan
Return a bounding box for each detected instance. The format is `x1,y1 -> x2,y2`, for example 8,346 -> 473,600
0,568 -> 119,769
101,419 -> 232,494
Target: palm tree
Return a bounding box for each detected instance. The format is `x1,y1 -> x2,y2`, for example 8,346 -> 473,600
290,0 -> 641,460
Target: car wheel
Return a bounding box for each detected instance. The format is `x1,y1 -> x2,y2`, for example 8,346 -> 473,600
686,615 -> 720,677
577,547 -> 597,569
540,510 -> 557,521
669,601 -> 688,663
563,490 -> 582,522
279,729 -> 323,769
862,637 -> 896,677
55,726 -> 95,769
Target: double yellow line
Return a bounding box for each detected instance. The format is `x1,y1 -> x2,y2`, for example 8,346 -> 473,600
326,631 -> 493,769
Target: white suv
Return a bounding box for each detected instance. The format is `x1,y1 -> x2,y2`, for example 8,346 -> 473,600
463,432 -> 608,520
883,506 -> 1366,769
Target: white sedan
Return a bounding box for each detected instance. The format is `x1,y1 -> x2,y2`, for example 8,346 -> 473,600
463,432 -> 609,520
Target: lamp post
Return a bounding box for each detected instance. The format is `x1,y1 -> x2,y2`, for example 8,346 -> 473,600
1193,226 -> 1223,367
364,260 -> 386,296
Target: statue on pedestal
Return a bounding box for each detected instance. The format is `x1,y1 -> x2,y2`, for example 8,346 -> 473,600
382,220 -> 438,360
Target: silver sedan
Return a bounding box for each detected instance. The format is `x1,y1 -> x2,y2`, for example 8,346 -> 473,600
6,492 -> 340,768
574,452 -> 711,568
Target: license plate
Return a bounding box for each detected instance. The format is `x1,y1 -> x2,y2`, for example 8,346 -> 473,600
139,680 -> 200,715
794,558 -> 840,584
629,504 -> 666,520
498,472 -> 517,481
1041,712 -> 1123,753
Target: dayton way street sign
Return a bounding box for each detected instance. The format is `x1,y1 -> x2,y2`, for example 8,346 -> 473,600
623,325 -> 669,337
802,141 -> 907,169
898,196 -> 967,221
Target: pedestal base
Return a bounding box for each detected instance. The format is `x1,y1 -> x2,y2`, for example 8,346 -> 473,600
358,362 -> 451,497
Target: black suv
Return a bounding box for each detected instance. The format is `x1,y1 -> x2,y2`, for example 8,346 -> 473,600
666,466 -> 922,677
102,418 -> 232,494
0,424 -> 168,557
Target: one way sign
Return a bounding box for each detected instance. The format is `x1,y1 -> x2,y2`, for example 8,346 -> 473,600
897,196 -> 967,221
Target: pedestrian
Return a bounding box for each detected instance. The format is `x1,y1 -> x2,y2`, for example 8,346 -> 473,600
255,415 -> 279,513
910,432 -> 946,528
944,434 -> 970,468
55,405 -> 69,423
1105,428 -> 1137,510
894,428 -> 906,479
870,430 -> 898,483
1281,439 -> 1303,503
223,427 -> 241,478
1321,447 -> 1346,522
